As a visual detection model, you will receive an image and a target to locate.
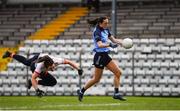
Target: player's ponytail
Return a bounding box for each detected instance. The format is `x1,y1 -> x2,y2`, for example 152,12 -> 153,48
87,16 -> 108,27
37,55 -> 54,68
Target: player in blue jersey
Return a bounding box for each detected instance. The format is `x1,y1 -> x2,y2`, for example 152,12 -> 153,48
77,17 -> 126,101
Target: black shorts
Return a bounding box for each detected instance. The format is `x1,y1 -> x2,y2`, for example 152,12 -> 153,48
93,52 -> 112,69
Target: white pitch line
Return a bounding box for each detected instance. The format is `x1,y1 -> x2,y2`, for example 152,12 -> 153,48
0,103 -> 129,110
42,103 -> 128,108
2,103 -> 179,111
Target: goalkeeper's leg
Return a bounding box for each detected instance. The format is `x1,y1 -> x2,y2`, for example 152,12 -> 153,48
38,73 -> 57,86
2,51 -> 39,66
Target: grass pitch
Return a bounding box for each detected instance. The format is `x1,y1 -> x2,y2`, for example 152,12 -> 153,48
0,96 -> 180,110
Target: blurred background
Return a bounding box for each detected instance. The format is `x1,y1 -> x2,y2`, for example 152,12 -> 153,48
0,0 -> 180,97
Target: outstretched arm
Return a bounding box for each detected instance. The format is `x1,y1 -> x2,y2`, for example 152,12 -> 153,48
64,59 -> 80,70
52,56 -> 83,75
96,40 -> 118,48
64,59 -> 83,75
109,35 -> 123,46
97,41 -> 110,48
31,72 -> 39,90
31,72 -> 45,97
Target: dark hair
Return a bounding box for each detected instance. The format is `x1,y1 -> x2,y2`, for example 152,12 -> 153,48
37,55 -> 54,68
87,16 -> 108,27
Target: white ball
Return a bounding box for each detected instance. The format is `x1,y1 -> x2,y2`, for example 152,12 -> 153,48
122,38 -> 133,49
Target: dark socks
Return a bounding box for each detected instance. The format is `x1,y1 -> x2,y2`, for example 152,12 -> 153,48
81,87 -> 86,93
114,88 -> 119,93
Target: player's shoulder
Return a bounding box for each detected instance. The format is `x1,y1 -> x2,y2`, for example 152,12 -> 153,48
38,53 -> 49,58
36,62 -> 44,67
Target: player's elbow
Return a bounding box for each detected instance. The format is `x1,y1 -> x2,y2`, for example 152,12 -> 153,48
64,59 -> 70,64
97,44 -> 104,48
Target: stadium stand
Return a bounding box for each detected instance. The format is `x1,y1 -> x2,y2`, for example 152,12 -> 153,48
0,5 -> 67,46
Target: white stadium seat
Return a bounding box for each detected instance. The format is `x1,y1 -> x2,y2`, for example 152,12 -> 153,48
152,87 -> 161,96
135,86 -> 143,96
144,87 -> 152,96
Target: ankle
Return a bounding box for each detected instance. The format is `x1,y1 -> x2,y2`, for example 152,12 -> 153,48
10,53 -> 15,58
81,87 -> 86,93
114,88 -> 119,93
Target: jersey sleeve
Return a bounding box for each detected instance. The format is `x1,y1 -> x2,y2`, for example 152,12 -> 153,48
38,53 -> 48,58
94,30 -> 102,42
34,63 -> 43,74
51,56 -> 65,65
107,29 -> 112,37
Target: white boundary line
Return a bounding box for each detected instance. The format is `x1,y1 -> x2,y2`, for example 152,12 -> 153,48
1,102 -> 180,111
0,103 -> 129,110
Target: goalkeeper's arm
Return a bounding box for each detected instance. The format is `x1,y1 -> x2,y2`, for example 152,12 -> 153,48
64,59 -> 83,76
31,72 -> 45,97
31,72 -> 39,90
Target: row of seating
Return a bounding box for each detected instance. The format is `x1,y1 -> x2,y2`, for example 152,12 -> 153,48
0,76 -> 179,87
1,85 -> 180,96
1,2 -> 180,47
0,5 -> 66,46
59,2 -> 180,39
23,38 -> 180,45
1,65 -> 180,78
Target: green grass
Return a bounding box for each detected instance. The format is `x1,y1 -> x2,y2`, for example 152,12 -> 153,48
0,96 -> 180,110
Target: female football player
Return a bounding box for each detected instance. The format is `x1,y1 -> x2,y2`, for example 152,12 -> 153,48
2,51 -> 83,97
77,16 -> 126,101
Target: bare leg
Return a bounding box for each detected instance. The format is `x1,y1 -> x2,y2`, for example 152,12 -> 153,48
84,67 -> 103,90
106,60 -> 122,89
77,67 -> 103,101
106,60 -> 126,101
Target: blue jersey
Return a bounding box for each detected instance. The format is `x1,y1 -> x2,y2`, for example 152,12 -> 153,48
93,25 -> 112,52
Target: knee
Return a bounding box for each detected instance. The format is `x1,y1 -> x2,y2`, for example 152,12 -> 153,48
24,61 -> 31,66
93,78 -> 100,84
95,79 -> 100,83
114,69 -> 122,78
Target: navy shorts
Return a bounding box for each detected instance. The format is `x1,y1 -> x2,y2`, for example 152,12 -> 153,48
93,52 -> 112,69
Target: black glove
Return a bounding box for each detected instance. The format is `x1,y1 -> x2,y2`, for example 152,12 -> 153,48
78,69 -> 83,76
36,88 -> 45,97
109,43 -> 118,48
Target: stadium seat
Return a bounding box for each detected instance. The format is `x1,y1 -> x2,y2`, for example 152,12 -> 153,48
162,87 -> 171,96
171,87 -> 180,96
159,78 -> 167,86
3,87 -> 12,96
85,86 -> 106,96
126,86 -> 133,96
152,87 -> 162,96
46,87 -> 55,95
168,78 -> 177,85
12,87 -> 21,96
134,86 -> 143,96
40,40 -> 49,49
11,79 -> 19,86
0,87 -> 4,96
55,86 -> 64,95
142,46 -> 152,54
172,69 -> 180,76
21,87 -> 28,96
144,87 -> 152,96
